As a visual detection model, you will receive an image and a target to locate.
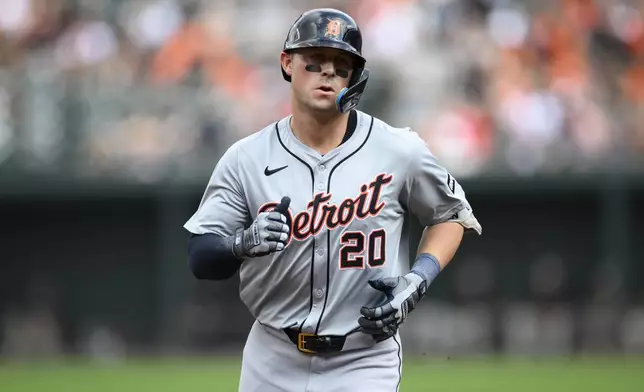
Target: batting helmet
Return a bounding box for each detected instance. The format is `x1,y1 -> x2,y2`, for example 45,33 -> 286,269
281,8 -> 370,114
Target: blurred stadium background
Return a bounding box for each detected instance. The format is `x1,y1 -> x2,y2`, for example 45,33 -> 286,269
1,0 -> 643,390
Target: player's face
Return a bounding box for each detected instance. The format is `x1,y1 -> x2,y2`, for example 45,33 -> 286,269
282,48 -> 355,113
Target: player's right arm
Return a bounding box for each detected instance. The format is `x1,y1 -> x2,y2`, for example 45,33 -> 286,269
359,130 -> 481,341
184,144 -> 290,280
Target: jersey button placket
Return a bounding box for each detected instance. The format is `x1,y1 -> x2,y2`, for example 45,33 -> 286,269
312,287 -> 324,309
313,246 -> 325,313
316,163 -> 326,191
304,170 -> 329,334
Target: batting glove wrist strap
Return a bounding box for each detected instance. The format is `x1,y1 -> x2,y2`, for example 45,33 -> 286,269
232,228 -> 245,260
410,253 -> 442,286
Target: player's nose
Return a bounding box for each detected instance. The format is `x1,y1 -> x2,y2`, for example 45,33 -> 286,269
319,61 -> 337,77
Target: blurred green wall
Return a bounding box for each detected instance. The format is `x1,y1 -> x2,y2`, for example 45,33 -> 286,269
1,175 -> 641,354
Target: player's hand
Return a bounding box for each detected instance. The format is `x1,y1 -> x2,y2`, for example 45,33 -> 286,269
358,273 -> 428,342
234,196 -> 291,258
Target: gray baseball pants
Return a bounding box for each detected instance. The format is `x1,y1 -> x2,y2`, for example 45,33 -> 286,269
238,320 -> 403,392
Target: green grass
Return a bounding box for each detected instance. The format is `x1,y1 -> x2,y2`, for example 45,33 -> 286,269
0,356 -> 642,391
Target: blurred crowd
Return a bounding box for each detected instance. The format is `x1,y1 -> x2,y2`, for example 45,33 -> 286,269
0,0 -> 643,181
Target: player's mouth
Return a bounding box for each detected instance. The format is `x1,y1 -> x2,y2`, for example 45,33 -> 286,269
315,84 -> 335,94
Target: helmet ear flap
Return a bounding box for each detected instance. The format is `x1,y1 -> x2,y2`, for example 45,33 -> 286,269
336,68 -> 369,114
348,66 -> 365,87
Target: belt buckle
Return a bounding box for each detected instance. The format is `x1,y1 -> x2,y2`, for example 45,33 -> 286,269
297,333 -> 317,354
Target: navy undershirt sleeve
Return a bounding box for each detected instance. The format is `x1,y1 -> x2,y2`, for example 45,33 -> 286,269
187,233 -> 242,280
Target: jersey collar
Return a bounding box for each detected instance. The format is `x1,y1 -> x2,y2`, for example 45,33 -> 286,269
278,110 -> 368,164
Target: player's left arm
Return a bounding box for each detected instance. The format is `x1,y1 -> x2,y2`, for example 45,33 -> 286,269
415,221 -> 464,271
359,132 -> 481,341
408,134 -> 482,281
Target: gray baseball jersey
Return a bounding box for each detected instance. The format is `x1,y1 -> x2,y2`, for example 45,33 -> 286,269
184,110 -> 479,339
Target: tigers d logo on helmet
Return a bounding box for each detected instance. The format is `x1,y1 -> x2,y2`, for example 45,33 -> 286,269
325,19 -> 342,38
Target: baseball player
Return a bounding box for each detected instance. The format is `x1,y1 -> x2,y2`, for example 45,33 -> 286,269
184,8 -> 482,392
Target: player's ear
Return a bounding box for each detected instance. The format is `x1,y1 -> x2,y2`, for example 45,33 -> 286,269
280,51 -> 293,78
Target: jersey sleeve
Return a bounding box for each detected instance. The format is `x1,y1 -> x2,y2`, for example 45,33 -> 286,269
400,132 -> 482,234
184,144 -> 250,237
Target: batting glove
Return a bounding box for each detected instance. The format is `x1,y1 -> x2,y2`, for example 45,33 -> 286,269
358,272 -> 428,342
233,196 -> 291,258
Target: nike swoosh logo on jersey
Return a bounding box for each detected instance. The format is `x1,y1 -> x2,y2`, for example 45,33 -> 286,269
264,165 -> 288,176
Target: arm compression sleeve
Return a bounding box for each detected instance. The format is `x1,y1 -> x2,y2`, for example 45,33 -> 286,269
187,233 -> 242,280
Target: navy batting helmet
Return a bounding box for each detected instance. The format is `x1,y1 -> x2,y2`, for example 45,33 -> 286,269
281,8 -> 369,114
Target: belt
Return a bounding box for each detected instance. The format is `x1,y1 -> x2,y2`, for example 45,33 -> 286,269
283,328 -> 348,354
